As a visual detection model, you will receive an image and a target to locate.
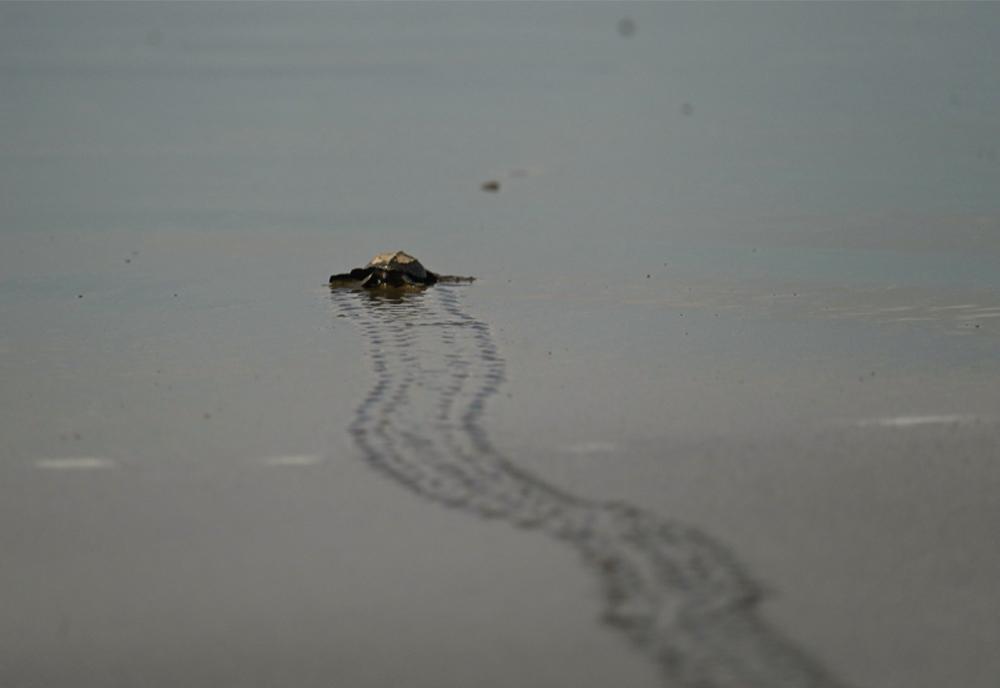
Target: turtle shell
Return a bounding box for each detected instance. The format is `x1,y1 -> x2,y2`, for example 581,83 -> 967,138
365,251 -> 429,280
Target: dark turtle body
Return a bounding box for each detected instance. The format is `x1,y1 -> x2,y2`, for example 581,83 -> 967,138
329,251 -> 474,290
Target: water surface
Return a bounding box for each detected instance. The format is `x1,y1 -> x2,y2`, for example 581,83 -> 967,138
2,4 -> 999,687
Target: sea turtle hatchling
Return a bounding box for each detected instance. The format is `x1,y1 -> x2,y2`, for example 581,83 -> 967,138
329,251 -> 474,289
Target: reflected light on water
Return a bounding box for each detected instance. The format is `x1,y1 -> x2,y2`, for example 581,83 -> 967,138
34,457 -> 116,471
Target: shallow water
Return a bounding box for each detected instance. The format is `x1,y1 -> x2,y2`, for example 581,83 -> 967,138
2,4 -> 1000,688
332,283 -> 856,687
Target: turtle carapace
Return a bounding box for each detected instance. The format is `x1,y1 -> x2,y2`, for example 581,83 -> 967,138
329,251 -> 474,289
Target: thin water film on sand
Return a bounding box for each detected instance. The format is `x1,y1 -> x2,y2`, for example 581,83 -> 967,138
329,285 -> 857,688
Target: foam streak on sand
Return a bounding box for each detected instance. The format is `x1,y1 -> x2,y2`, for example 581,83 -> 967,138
34,457 -> 116,471
858,414 -> 982,428
330,287 -> 857,688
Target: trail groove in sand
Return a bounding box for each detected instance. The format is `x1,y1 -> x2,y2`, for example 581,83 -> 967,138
330,286 -> 855,688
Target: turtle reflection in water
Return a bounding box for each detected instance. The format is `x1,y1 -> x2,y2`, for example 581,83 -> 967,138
329,251 -> 474,290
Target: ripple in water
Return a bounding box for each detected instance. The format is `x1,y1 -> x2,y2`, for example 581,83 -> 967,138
329,286 -> 857,688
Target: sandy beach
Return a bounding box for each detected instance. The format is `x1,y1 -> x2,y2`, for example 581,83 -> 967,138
2,4 -> 999,687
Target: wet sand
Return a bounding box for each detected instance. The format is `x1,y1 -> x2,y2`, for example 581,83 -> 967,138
2,227 -> 998,688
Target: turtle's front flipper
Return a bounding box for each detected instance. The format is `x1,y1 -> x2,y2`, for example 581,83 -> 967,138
434,274 -> 476,284
330,267 -> 372,285
360,271 -> 382,289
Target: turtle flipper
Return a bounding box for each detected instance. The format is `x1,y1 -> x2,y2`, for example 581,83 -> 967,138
330,267 -> 373,285
360,271 -> 382,289
434,274 -> 476,284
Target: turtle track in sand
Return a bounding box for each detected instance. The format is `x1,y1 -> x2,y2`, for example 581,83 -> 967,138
329,285 -> 858,688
